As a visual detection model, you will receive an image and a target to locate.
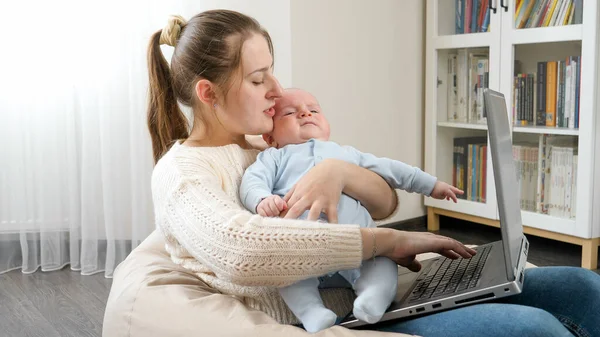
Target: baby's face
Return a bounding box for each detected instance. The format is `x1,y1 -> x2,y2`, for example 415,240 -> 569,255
265,89 -> 330,148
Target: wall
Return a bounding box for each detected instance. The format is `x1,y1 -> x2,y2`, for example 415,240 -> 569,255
290,0 -> 426,223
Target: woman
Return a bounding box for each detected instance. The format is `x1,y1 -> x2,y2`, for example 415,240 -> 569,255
111,9 -> 600,337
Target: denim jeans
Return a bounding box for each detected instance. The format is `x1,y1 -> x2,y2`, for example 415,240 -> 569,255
351,267 -> 600,337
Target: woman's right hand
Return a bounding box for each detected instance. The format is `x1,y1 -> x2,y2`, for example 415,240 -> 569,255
364,228 -> 477,272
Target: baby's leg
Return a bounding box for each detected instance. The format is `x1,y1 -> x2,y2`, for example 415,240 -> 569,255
278,278 -> 337,333
342,257 -> 398,324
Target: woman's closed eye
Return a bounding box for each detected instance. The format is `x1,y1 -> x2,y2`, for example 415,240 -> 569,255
252,80 -> 264,85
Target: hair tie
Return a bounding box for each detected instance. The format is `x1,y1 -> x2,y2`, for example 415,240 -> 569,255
159,15 -> 187,47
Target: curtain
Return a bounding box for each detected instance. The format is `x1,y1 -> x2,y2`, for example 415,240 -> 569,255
0,0 -> 288,277
0,1 -> 183,277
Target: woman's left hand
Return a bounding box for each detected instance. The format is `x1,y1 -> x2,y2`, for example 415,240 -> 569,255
282,159 -> 344,223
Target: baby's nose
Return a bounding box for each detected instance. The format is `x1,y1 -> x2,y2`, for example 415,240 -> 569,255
299,111 -> 312,117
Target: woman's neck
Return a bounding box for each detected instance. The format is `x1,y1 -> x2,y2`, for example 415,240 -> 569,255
184,128 -> 251,149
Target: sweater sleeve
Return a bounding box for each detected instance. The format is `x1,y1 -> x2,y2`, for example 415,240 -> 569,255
158,160 -> 363,287
239,148 -> 279,213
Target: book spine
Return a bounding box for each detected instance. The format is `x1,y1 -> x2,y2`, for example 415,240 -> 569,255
537,62 -> 547,125
546,61 -> 557,127
575,55 -> 581,128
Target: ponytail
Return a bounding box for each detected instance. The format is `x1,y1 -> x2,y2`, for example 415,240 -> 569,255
146,30 -> 189,164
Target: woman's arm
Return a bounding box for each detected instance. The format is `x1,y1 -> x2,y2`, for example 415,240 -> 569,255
283,159 -> 398,222
158,160 -> 363,288
339,160 -> 398,220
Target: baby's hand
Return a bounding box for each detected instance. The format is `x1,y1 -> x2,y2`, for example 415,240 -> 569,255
257,195 -> 288,217
430,181 -> 464,203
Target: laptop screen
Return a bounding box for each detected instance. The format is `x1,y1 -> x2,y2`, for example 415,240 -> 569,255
483,89 -> 524,281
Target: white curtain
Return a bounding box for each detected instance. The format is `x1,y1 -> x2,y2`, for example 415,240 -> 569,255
0,1 -> 180,277
0,0 -> 288,277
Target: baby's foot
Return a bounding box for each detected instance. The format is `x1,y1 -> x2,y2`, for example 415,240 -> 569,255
352,289 -> 392,324
299,307 -> 337,333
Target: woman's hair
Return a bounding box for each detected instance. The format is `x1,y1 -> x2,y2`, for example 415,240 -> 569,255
147,10 -> 274,163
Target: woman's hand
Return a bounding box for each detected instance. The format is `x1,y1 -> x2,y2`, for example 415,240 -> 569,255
282,159 -> 344,223
430,181 -> 464,203
365,228 -> 477,272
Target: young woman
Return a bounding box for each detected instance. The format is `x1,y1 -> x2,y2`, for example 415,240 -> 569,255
142,10 -> 600,336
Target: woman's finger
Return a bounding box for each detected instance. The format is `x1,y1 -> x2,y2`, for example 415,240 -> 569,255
284,198 -> 308,219
283,185 -> 297,205
440,238 -> 473,259
325,205 -> 338,224
306,203 -> 322,221
403,259 -> 422,272
439,250 -> 461,260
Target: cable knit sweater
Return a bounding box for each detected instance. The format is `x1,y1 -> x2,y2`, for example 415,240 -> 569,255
152,141 -> 402,325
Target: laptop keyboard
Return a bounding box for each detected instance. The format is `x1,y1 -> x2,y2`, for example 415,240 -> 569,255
408,245 -> 492,303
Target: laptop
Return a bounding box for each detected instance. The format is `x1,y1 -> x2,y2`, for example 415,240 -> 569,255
340,88 -> 530,328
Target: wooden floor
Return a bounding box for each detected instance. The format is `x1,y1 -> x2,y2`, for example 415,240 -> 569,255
0,267 -> 112,337
1,216 -> 598,337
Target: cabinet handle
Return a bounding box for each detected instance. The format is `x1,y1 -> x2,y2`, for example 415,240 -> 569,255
489,0 -> 497,14
500,0 -> 509,12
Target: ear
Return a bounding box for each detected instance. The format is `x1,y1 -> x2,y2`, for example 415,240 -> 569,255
194,79 -> 217,106
262,134 -> 277,148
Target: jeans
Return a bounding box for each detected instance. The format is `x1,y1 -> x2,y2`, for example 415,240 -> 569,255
352,267 -> 600,337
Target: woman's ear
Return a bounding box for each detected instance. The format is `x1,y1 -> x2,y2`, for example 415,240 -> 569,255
262,134 -> 277,148
194,79 -> 216,106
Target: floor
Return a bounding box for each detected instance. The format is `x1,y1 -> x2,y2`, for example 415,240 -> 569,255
0,217 -> 597,337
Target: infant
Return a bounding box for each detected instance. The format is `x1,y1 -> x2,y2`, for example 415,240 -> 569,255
239,88 -> 462,332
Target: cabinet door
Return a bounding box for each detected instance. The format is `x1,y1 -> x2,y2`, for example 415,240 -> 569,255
498,0 -> 596,238
425,0 -> 503,220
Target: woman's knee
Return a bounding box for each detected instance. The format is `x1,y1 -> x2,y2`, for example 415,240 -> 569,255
511,306 -> 573,337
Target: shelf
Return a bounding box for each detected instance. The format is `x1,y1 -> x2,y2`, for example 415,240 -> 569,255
425,197 -> 496,221
512,125 -> 579,136
510,24 -> 583,45
437,121 -> 488,131
432,33 -> 493,49
521,210 -> 577,237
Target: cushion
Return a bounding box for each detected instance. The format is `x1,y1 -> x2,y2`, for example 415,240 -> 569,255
103,230 -> 413,337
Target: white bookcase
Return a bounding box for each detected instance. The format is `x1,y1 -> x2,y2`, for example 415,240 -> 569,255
424,0 -> 600,269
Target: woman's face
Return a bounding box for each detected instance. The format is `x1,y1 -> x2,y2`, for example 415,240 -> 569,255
220,33 -> 283,136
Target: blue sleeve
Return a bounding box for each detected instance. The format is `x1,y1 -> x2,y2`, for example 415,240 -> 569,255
239,148 -> 279,213
344,146 -> 437,196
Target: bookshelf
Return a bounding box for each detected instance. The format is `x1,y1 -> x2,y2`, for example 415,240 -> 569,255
425,0 -> 600,269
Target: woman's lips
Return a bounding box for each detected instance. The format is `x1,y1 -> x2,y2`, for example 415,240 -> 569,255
264,107 -> 275,117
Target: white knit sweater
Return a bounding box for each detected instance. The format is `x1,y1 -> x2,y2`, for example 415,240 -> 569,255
151,141 -> 383,325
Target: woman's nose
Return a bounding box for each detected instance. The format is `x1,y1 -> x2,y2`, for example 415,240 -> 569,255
267,76 -> 283,99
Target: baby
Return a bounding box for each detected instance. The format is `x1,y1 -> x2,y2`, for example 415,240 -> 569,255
239,88 -> 462,332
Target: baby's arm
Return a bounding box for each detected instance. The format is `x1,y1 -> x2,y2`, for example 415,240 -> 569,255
343,146 -> 439,196
239,148 -> 282,214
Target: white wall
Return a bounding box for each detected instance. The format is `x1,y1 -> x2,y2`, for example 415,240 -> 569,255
153,0 -> 293,87
290,0 -> 426,223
